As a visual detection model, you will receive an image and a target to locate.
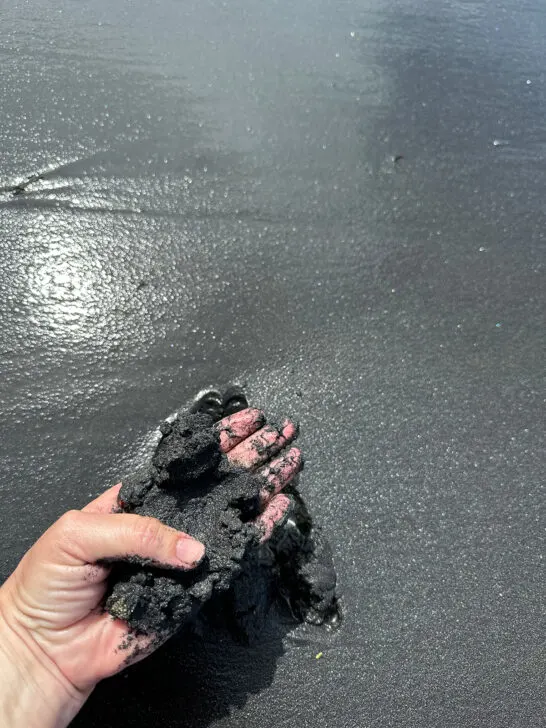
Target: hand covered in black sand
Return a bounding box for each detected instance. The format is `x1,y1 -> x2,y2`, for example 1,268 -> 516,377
104,408 -> 303,645
0,395 -> 336,728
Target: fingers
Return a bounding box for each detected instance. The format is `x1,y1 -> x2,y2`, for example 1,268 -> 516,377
49,510 -> 205,570
255,494 -> 292,543
82,483 -> 122,514
115,630 -> 159,671
227,419 -> 298,469
259,447 -> 302,504
75,615 -> 161,686
221,385 -> 248,417
216,408 -> 266,452
189,387 -> 223,421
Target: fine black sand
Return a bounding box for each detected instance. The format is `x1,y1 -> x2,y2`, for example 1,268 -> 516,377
2,2 -> 545,726
106,411 -> 339,641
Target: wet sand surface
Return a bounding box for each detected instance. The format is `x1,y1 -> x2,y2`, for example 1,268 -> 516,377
1,1 -> 544,726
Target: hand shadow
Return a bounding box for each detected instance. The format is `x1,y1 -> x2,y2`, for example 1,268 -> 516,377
73,610 -> 288,728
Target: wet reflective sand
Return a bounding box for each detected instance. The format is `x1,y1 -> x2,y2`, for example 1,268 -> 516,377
1,2 -> 544,726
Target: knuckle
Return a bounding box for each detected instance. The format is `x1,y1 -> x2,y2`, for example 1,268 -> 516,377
51,510 -> 86,554
55,509 -> 84,537
136,517 -> 165,552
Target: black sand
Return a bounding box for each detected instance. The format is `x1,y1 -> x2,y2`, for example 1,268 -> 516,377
1,2 -> 545,726
106,412 -> 338,640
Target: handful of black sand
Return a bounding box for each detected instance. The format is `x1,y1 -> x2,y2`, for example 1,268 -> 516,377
105,410 -> 339,642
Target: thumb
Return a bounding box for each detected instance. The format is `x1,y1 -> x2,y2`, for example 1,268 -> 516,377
43,510 -> 205,570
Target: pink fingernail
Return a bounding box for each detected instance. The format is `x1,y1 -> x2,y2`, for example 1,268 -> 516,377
176,536 -> 205,568
281,419 -> 299,440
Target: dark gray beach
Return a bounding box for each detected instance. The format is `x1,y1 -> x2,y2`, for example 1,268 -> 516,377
1,1 -> 544,726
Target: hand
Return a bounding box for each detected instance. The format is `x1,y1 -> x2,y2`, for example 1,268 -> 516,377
108,408 -> 302,635
215,407 -> 302,541
0,408 -> 300,728
0,502 -> 205,728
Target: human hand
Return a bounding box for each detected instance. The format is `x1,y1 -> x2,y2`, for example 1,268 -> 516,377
0,492 -> 205,728
215,407 -> 301,540
0,408 -> 300,728
107,407 -> 302,636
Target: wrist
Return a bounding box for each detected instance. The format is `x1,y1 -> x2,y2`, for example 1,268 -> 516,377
0,591 -> 88,728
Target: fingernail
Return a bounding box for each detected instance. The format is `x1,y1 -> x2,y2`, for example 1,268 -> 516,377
281,419 -> 299,439
176,536 -> 205,568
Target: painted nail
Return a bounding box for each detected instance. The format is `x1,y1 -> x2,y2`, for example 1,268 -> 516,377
175,536 -> 205,568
